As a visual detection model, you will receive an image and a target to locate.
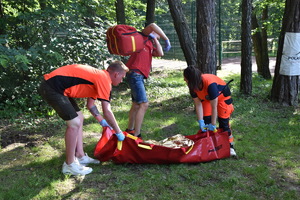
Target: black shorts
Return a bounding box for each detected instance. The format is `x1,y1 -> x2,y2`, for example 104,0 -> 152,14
38,79 -> 80,120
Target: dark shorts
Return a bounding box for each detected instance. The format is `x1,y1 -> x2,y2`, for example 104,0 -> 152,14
126,71 -> 148,103
38,80 -> 80,120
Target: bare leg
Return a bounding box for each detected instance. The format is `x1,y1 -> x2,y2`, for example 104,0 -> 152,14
75,111 -> 85,158
65,116 -> 81,164
127,102 -> 139,130
128,102 -> 148,136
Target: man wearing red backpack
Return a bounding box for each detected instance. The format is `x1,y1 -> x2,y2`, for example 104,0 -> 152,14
125,23 -> 171,138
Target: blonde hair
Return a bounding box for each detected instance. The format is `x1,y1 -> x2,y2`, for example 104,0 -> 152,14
107,61 -> 129,73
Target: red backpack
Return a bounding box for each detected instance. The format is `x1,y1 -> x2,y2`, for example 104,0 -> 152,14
106,25 -> 145,56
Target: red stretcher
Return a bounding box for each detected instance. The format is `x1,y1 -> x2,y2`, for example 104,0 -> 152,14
94,127 -> 230,164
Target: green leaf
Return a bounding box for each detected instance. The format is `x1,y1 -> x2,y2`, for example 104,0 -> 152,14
0,55 -> 9,68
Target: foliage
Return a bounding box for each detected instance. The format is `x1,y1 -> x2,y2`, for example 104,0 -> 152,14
0,0 -> 164,119
252,0 -> 285,36
0,1 -> 111,118
92,0 -> 147,29
0,0 -> 287,118
221,0 -> 284,41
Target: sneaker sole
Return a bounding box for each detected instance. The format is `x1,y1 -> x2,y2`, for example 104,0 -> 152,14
62,169 -> 93,176
79,161 -> 100,165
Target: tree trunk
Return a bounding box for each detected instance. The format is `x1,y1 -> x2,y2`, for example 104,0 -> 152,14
252,13 -> 264,73
115,0 -> 126,24
260,7 -> 271,79
145,0 -> 155,27
240,0 -> 252,95
38,0 -> 46,10
251,7 -> 271,79
0,0 -> 4,35
271,0 -> 300,106
167,0 -> 197,66
196,0 -> 217,74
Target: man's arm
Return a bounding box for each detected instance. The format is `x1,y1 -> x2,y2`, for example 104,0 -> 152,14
100,101 -> 122,133
142,23 -> 169,41
152,37 -> 164,57
86,97 -> 104,122
87,97 -> 121,132
142,23 -> 171,52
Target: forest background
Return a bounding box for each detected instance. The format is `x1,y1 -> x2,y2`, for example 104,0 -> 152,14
0,0 -> 286,118
0,0 -> 299,199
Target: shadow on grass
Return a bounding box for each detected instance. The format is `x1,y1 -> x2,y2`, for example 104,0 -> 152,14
0,147 -> 63,199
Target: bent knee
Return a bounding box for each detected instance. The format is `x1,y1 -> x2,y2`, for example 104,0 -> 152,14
140,102 -> 149,110
66,117 -> 82,130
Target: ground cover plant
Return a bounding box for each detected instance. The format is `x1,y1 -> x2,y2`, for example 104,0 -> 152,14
0,67 -> 299,200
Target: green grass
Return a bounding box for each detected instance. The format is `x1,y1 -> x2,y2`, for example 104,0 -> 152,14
0,68 -> 299,200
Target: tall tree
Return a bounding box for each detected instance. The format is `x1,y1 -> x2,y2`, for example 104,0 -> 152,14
240,0 -> 253,95
196,0 -> 217,74
116,0 -> 126,24
252,5 -> 271,79
145,0 -> 155,27
167,0 -> 196,66
38,0 -> 46,10
0,0 -> 4,35
271,0 -> 300,106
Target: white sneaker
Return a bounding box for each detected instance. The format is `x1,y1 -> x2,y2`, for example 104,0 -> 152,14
62,161 -> 93,175
230,148 -> 237,157
77,153 -> 100,165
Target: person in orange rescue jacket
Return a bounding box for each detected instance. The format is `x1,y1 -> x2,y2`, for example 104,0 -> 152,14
183,66 -> 237,157
38,61 -> 129,175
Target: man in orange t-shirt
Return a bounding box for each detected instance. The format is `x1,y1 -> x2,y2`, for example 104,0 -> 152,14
38,61 -> 128,175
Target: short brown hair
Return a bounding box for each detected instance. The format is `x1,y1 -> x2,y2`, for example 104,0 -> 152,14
107,61 -> 129,73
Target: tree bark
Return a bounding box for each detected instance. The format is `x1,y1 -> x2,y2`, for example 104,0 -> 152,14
196,0 -> 217,74
271,0 -> 300,106
116,0 -> 126,24
0,0 -> 4,35
251,7 -> 271,79
167,0 -> 197,66
145,0 -> 155,27
38,0 -> 47,10
260,7 -> 271,79
240,0 -> 253,95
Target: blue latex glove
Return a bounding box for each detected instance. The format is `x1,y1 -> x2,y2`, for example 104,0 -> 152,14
164,40 -> 171,52
99,119 -> 112,129
207,124 -> 217,132
198,120 -> 207,132
115,132 -> 125,141
148,33 -> 156,40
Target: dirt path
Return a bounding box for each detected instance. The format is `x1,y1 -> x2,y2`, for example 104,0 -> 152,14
152,56 -> 276,75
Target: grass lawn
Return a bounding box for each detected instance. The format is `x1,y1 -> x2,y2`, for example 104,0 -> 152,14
0,66 -> 299,200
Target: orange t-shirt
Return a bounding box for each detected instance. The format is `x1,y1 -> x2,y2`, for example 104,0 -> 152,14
44,64 -> 112,102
